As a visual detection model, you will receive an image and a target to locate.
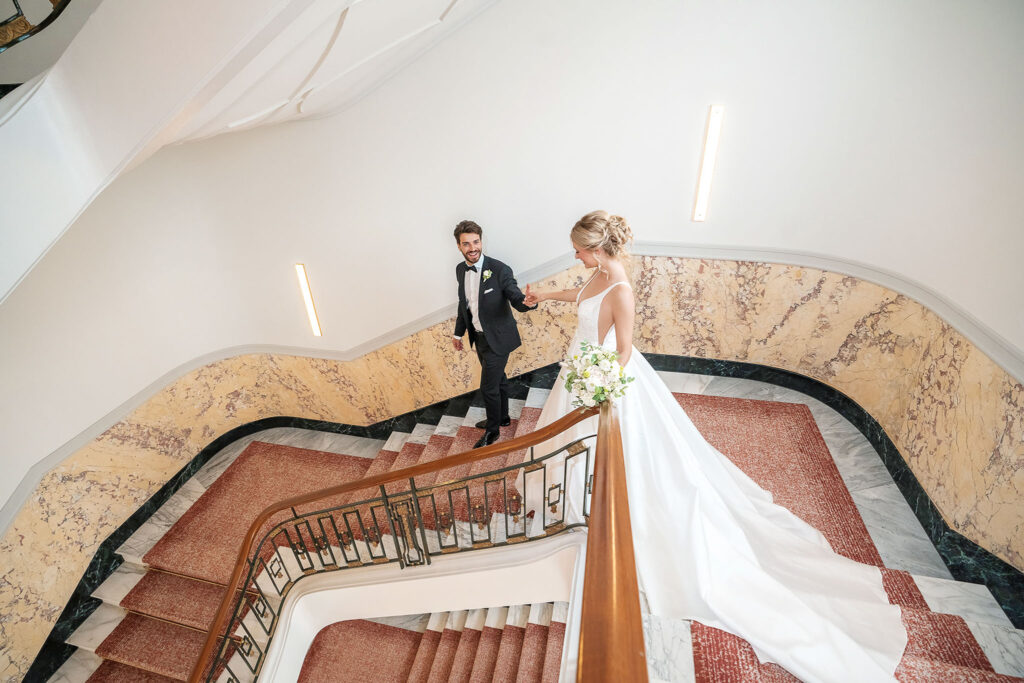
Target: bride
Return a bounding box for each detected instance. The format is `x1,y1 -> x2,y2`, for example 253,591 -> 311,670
521,210 -> 908,682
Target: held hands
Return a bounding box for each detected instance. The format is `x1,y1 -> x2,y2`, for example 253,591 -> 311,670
523,284 -> 542,307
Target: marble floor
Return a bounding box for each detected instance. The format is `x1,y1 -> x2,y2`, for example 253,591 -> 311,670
52,373 -> 1024,682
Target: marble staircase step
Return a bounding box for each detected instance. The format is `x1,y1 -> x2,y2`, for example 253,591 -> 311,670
902,606 -> 995,671
86,659 -> 180,682
541,602 -> 569,683
515,603 -> 552,683
407,611 -> 451,682
964,621 -> 1024,678
447,608 -> 486,683
66,604 -> 126,654
425,609 -> 467,682
896,656 -> 1024,682
469,606 -> 509,681
48,648 -> 103,683
492,604 -> 529,681
910,572 -> 1018,629
92,612 -> 220,681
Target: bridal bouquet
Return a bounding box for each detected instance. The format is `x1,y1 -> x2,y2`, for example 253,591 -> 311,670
562,341 -> 635,408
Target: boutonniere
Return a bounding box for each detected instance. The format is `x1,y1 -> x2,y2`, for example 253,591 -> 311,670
482,269 -> 492,282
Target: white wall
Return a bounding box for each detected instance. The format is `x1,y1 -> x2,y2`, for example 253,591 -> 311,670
0,0 -> 101,83
2,0 -> 1023,512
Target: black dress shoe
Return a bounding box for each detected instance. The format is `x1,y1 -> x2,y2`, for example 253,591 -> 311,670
475,416 -> 511,430
474,430 -> 500,449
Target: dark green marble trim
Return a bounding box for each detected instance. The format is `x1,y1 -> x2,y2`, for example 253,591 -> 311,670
27,357 -> 1021,679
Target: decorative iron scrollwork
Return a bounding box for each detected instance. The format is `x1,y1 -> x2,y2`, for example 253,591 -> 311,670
387,496 -> 427,567
472,504 -> 487,530
508,493 -> 523,523
269,557 -> 284,579
240,634 -> 254,657
548,483 -> 563,513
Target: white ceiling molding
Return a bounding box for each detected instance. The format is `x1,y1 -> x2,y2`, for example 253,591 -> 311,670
4,243 -> 1020,537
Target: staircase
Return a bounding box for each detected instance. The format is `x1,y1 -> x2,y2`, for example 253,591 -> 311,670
295,603 -> 568,683
47,370 -> 1024,682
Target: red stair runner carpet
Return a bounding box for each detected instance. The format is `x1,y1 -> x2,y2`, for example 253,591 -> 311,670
677,395 -> 1004,681
677,394 -> 882,566
297,619 -> 421,683
143,441 -> 372,584
87,660 -> 179,683
448,625 -> 482,682
93,612 -> 229,681
541,620 -> 566,683
120,570 -> 229,630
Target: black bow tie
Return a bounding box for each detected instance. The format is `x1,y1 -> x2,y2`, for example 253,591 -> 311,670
466,264 -> 478,272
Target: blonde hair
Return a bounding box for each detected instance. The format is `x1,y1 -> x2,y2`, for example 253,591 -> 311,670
571,210 -> 633,258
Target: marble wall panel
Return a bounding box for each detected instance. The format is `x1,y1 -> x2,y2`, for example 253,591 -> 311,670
1,256 -> 1021,679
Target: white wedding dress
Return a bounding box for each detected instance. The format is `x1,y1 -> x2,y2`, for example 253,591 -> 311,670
530,280 -> 908,682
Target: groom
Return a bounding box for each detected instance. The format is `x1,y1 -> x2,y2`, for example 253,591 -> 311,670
452,220 -> 536,448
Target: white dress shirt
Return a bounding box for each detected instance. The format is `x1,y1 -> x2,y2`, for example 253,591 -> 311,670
457,255 -> 486,337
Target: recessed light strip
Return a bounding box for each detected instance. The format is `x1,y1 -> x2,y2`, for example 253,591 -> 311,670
693,104 -> 725,222
295,263 -> 322,337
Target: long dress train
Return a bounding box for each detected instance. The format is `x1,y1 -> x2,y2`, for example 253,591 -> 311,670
530,280 -> 907,683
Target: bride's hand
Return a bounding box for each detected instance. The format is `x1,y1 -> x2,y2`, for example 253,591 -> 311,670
524,284 -> 541,306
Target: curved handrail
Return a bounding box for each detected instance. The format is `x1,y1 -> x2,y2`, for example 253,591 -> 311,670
576,401 -> 648,681
189,405 -> 600,682
0,0 -> 73,54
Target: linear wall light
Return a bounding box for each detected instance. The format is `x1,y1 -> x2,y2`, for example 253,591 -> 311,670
294,263 -> 322,337
693,104 -> 725,222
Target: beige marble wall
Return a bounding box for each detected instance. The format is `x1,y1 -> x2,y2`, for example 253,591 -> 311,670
1,257 -> 1021,678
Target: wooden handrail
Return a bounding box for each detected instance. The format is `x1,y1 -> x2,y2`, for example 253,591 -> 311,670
189,405 -> 599,682
576,401 -> 648,681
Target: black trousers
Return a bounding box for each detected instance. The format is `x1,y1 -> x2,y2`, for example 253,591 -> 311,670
474,333 -> 510,432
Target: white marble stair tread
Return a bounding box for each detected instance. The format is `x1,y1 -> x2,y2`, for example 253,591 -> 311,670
485,606 -> 509,630
248,428 -> 385,459
911,573 -> 1015,628
643,614 -> 695,683
425,610 -> 451,633
48,648 -> 102,683
433,415 -> 465,437
852,482 -> 952,580
524,387 -> 550,409
508,398 -> 526,420
407,423 -> 437,445
383,430 -> 413,452
551,602 -> 569,624
364,613 -> 431,633
462,406 -> 487,427
527,602 -> 553,627
965,620 -> 1024,677
505,604 -> 530,629
91,563 -> 146,605
445,609 -> 469,632
464,607 -> 487,631
65,602 -> 126,652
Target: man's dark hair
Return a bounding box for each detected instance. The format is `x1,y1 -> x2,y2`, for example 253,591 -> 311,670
454,220 -> 483,242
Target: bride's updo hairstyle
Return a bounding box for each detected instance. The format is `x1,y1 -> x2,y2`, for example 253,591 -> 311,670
571,210 -> 633,259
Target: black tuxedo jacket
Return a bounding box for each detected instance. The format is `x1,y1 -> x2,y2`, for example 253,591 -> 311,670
454,256 -> 535,356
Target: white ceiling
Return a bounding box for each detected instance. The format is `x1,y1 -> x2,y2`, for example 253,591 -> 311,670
172,0 -> 499,143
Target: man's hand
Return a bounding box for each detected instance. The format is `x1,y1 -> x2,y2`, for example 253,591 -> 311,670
523,284 -> 540,307
452,337 -> 464,351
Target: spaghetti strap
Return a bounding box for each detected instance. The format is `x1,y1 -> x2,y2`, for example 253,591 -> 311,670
575,270 -> 601,304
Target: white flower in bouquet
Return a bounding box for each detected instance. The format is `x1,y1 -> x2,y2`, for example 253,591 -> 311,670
561,340 -> 635,408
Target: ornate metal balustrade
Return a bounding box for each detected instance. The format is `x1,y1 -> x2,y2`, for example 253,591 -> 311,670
0,0 -> 72,54
192,407 -> 601,683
